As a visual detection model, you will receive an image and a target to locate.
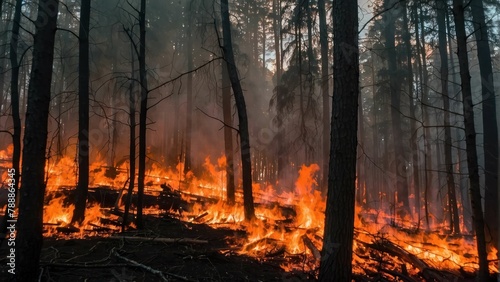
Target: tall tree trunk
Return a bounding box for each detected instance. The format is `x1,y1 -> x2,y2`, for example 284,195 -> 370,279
318,0 -> 330,192
296,5 -> 306,162
384,0 -> 409,214
136,0 -> 148,229
0,0 -> 7,113
305,0 -> 316,71
262,19 -> 266,71
222,62 -> 235,204
357,93 -> 365,206
470,0 -> 498,251
273,0 -> 286,182
0,0 -> 22,239
446,4 -> 471,232
184,4 -> 193,175
437,0 -> 460,234
72,0 -> 91,224
16,1 -> 59,280
370,55 -> 380,210
452,0 -> 489,279
319,0 -> 358,280
403,0 -> 421,225
122,40 -> 136,231
415,2 -> 431,229
220,0 -> 255,221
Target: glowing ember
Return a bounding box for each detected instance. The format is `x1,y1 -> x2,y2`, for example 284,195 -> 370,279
0,145 -> 498,277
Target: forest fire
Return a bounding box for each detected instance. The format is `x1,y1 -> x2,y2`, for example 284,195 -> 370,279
1,148 -> 497,279
1,0 -> 499,279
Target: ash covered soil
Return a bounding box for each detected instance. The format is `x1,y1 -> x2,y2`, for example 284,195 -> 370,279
0,214 -> 315,282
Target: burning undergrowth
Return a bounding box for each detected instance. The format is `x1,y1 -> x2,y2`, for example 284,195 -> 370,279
1,148 -> 499,280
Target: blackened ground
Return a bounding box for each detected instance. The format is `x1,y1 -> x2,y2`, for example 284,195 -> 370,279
0,214 -> 316,282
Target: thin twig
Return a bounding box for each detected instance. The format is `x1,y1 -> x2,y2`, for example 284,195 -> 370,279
196,107 -> 239,133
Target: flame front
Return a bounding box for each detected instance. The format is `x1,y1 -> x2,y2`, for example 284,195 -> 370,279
0,148 -> 498,276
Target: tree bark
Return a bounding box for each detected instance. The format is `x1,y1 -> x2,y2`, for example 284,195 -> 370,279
0,0 -> 6,113
403,0 -> 421,226
470,0 -> 498,251
452,0 -> 489,279
384,0 -> 409,214
319,0 -> 358,280
220,0 -> 255,221
414,2 -> 431,229
222,62 -> 235,204
136,0 -> 147,229
318,0 -> 330,193
184,4 -> 193,175
0,0 -> 22,238
72,0 -> 91,224
436,0 -> 460,234
122,38 -> 136,231
16,1 -> 59,280
272,0 -> 286,183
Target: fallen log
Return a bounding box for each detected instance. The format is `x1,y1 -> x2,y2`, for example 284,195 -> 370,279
56,225 -> 80,234
366,238 -> 455,282
243,237 -> 279,252
191,211 -> 209,222
87,223 -> 117,232
110,235 -> 208,244
43,222 -> 61,226
265,245 -> 286,257
302,235 -> 321,261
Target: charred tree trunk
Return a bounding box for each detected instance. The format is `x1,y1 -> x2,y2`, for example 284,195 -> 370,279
272,0 -> 286,183
16,1 -> 59,280
0,0 -> 22,238
184,5 -> 193,175
0,0 -> 6,113
384,0 -> 409,214
446,4 -> 471,232
220,0 -> 255,221
357,93 -> 365,206
452,0 -> 489,279
318,0 -> 330,192
319,0 -> 358,280
72,0 -> 91,224
136,0 -> 147,229
222,62 -> 235,204
470,0 -> 498,251
403,0 -> 421,225
437,0 -> 460,234
123,39 -> 136,231
414,2 -> 431,229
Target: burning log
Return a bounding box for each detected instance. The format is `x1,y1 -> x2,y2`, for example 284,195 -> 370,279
363,238 -> 456,281
110,235 -> 208,244
264,245 -> 286,257
87,223 -> 117,232
301,235 -> 321,261
191,211 -> 209,222
243,237 -> 279,252
56,225 -> 81,234
43,222 -> 61,226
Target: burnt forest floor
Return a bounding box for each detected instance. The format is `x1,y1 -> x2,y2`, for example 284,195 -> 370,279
0,213 -> 316,282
